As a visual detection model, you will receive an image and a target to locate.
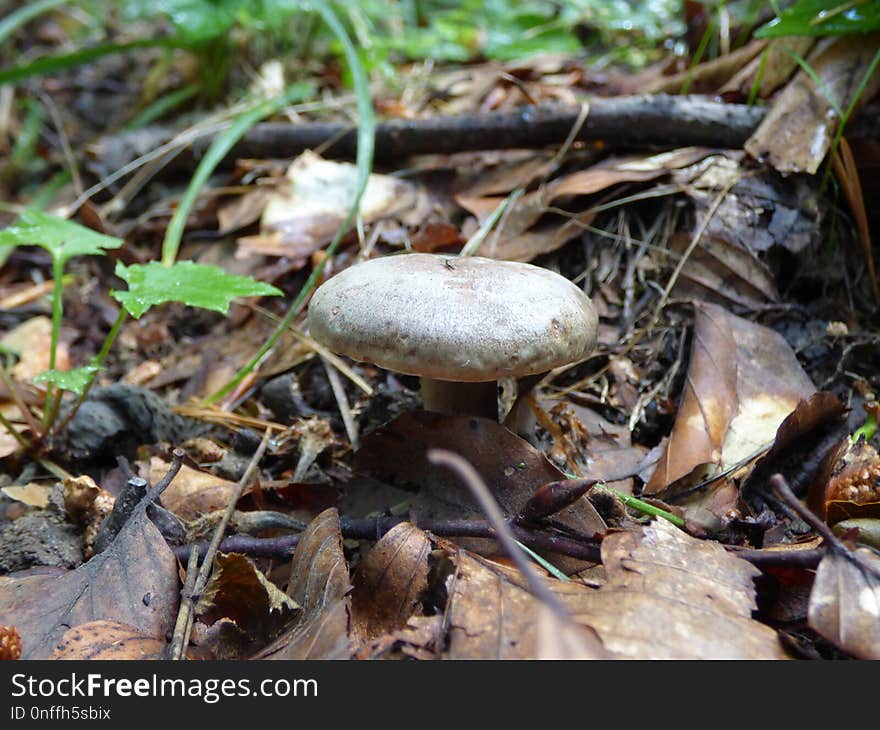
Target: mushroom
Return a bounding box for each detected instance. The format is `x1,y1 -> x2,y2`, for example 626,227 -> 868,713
307,253 -> 598,422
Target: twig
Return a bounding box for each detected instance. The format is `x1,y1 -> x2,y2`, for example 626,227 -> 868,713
321,355 -> 359,449
173,514 -> 602,563
170,428 -> 272,658
167,545 -> 199,661
223,96 -> 769,161
427,449 -> 581,622
770,472 -> 880,581
769,473 -> 848,553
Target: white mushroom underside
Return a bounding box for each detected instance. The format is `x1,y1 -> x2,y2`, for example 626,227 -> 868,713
307,253 -> 598,382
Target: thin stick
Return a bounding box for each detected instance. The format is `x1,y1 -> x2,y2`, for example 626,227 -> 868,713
646,177 -> 736,334
769,473 -> 848,553
321,355 -> 359,449
427,448 -> 575,621
167,545 -> 199,660
172,429 -> 272,657
173,515 -> 602,563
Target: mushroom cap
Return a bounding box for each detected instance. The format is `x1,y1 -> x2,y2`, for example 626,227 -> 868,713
307,253 -> 598,382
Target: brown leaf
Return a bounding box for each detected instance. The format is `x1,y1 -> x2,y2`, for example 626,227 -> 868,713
457,148 -> 714,261
442,519 -> 784,659
148,457 -> 241,521
1,483 -> 51,509
350,522 -> 431,643
242,150 -> 421,261
197,553 -> 299,641
745,33 -> 880,175
646,302 -> 738,493
583,520 -> 786,658
676,152 -> 820,257
0,497 -> 179,659
809,548 -> 880,659
720,37 -> 814,100
255,508 -> 351,660
1,316 -> 70,380
51,620 -> 167,660
354,412 -> 606,559
647,303 -> 817,499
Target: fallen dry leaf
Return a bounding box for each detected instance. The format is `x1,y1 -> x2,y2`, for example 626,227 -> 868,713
581,520 -> 786,658
255,508 -> 351,660
1,315 -> 70,381
645,302 -> 738,493
197,553 -> 299,642
646,302 -> 816,497
1,483 -> 51,509
720,37 -> 814,100
746,33 -> 880,175
51,620 -> 168,660
147,457 -> 241,521
239,150 -> 424,261
442,519 -> 784,659
354,411 -> 606,558
457,148 -> 713,261
0,492 -> 179,659
809,547 -> 880,659
676,152 -> 820,257
350,522 -> 431,643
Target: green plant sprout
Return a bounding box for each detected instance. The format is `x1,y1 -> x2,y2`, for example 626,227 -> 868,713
0,212 -> 282,452
851,409 -> 878,444
595,483 -> 686,528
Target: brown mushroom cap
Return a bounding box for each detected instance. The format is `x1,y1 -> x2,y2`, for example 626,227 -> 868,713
307,253 -> 598,382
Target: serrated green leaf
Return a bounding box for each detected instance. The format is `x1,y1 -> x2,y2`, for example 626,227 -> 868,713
112,261 -> 283,319
34,364 -> 101,395
0,210 -> 123,266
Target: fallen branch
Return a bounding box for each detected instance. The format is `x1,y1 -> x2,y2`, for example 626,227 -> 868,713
221,95 -> 764,160
211,95 -> 879,162
173,514 -> 602,563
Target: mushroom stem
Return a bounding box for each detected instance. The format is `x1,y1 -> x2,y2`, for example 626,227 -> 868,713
420,378 -> 498,419
503,372 -> 546,440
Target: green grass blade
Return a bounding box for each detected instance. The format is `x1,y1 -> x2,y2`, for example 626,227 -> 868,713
123,83 -> 201,131
0,38 -> 177,86
159,81 -> 312,266
204,0 -> 376,406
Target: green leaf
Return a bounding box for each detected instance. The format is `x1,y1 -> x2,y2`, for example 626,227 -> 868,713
756,0 -> 880,38
34,364 -> 101,396
112,261 -> 283,319
0,210 -> 123,267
